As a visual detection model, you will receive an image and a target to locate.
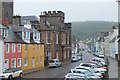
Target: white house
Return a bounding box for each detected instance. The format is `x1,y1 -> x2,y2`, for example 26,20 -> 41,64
102,28 -> 118,59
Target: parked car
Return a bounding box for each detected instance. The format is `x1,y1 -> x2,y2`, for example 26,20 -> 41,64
0,68 -> 23,79
75,66 -> 103,78
49,59 -> 62,68
64,73 -> 85,80
90,57 -> 106,66
71,56 -> 79,62
69,69 -> 101,79
79,63 -> 107,75
87,61 -> 108,71
98,54 -> 105,59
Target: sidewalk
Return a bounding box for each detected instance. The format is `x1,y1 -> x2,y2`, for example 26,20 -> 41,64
108,57 -> 118,78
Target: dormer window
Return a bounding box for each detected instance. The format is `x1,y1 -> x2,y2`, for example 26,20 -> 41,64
1,28 -> 8,38
34,33 -> 37,39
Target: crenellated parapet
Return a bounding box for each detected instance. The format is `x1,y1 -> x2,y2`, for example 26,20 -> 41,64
40,11 -> 64,18
64,23 -> 72,28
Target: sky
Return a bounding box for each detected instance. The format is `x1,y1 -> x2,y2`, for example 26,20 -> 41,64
14,0 -> 118,22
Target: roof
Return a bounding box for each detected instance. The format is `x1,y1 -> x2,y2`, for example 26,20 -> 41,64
4,26 -> 25,43
21,16 -> 39,25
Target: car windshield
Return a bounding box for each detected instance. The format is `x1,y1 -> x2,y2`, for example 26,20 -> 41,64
81,64 -> 92,68
85,70 -> 94,76
90,69 -> 99,73
92,64 -> 99,68
3,69 -> 13,73
50,60 -> 55,63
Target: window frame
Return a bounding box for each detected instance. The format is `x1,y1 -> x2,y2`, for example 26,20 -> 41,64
11,58 -> 16,68
24,58 -> 28,66
6,43 -> 10,53
17,58 -> 21,67
18,44 -> 21,52
12,43 -> 16,53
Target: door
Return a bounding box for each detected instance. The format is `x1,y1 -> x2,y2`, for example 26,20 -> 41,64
32,57 -> 35,68
4,60 -> 9,70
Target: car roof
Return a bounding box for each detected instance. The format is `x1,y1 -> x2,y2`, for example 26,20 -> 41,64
71,69 -> 87,72
75,66 -> 91,70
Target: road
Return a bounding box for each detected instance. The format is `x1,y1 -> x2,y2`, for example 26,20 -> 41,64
23,51 -> 94,78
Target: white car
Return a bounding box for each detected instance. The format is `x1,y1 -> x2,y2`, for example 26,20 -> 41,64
79,63 -> 107,74
90,57 -> 106,66
69,69 -> 101,79
0,68 -> 23,79
75,66 -> 103,78
71,56 -> 79,62
49,59 -> 62,68
64,73 -> 85,80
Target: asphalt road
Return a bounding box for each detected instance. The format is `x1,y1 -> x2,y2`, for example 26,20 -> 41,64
23,51 -> 94,78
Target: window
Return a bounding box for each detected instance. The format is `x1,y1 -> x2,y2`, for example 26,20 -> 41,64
40,45 -> 42,51
36,44 -> 38,52
25,44 -> 28,52
12,44 -> 15,53
6,43 -> 10,53
64,52 -> 66,58
67,35 -> 69,44
24,32 -> 26,39
34,33 -> 37,39
46,32 -> 51,44
24,58 -> 28,66
17,58 -> 21,67
27,32 -> 29,39
18,44 -> 21,52
56,33 -> 58,44
1,29 -> 8,37
11,59 -> 16,68
36,57 -> 38,64
40,56 -> 42,63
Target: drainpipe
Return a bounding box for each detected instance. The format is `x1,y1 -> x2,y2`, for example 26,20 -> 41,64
117,0 -> 120,79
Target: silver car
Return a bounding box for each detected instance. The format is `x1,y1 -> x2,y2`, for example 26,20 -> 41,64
49,59 -> 62,68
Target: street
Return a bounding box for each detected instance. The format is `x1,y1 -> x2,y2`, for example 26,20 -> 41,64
23,51 -> 94,78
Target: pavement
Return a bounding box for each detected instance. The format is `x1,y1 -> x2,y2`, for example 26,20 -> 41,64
108,57 -> 119,78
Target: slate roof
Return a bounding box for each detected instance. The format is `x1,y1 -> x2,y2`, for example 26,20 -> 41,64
21,16 -> 39,25
4,26 -> 25,43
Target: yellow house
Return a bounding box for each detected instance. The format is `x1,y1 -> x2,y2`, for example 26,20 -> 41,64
22,43 -> 44,71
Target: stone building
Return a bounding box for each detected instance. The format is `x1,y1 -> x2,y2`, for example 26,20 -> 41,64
39,11 -> 71,65
1,0 -> 13,26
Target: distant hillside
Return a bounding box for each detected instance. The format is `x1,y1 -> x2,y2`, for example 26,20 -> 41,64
71,21 -> 117,40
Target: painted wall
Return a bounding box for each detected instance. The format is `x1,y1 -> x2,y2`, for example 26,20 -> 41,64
4,43 -> 22,69
0,40 -> 4,73
22,44 -> 44,71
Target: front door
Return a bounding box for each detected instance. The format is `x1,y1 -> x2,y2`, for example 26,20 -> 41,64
32,57 -> 35,68
4,59 -> 9,70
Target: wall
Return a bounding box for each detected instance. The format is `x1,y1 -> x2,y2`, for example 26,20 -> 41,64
0,40 -> 4,73
22,44 -> 44,71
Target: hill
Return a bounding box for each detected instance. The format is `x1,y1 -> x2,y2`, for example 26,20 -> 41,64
71,21 -> 117,40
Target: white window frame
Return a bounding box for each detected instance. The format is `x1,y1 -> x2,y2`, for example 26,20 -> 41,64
18,44 -> 21,52
12,43 -> 16,53
24,58 -> 28,66
46,32 -> 51,44
6,43 -> 10,53
11,58 -> 16,68
56,33 -> 58,44
17,58 -> 21,67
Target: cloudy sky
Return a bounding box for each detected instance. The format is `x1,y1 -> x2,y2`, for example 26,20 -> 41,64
14,0 -> 118,22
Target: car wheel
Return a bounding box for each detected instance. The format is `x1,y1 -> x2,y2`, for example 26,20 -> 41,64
19,73 -> 23,78
8,75 -> 12,80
